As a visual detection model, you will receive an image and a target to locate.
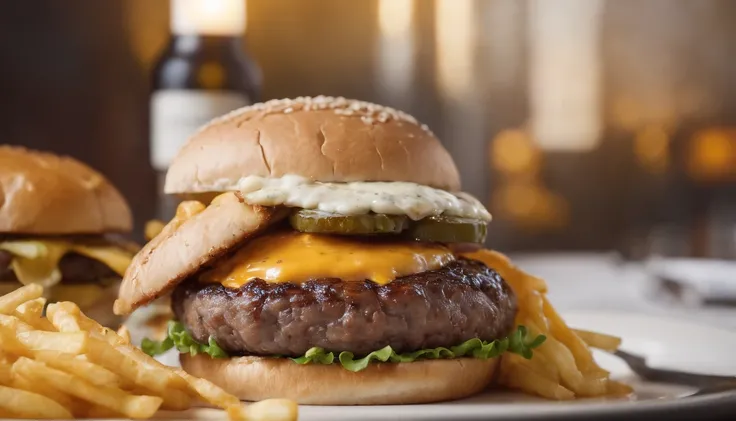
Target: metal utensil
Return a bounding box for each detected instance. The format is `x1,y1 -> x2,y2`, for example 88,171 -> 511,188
614,349 -> 736,391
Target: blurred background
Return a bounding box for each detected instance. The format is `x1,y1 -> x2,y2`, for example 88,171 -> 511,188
2,0 -> 736,262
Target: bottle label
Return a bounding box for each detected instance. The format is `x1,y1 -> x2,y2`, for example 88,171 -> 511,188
150,90 -> 250,170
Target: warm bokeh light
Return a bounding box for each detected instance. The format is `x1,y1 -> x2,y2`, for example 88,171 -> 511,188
528,0 -> 603,151
611,95 -> 678,133
378,0 -> 413,39
434,0 -> 475,100
376,0 -> 415,102
492,181 -> 570,230
633,124 -> 670,174
490,129 -> 542,177
688,128 -> 735,181
171,0 -> 246,35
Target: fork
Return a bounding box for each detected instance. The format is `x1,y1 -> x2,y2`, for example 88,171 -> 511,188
614,349 -> 736,395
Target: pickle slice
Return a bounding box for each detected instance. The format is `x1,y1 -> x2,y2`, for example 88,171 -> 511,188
406,216 -> 487,244
289,210 -> 408,235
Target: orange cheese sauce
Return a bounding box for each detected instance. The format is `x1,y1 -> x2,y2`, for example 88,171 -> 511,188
200,231 -> 455,287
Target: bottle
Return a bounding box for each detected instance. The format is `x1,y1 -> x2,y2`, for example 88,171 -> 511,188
150,0 -> 260,221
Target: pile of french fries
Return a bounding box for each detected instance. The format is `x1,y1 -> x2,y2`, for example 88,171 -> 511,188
0,284 -> 298,420
462,249 -> 634,400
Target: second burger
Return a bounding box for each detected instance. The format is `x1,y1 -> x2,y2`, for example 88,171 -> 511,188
0,145 -> 137,327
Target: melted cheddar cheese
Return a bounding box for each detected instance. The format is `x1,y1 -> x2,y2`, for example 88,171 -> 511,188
200,231 -> 455,287
0,240 -> 134,288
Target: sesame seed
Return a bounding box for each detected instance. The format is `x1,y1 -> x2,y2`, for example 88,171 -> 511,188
192,96 -> 435,136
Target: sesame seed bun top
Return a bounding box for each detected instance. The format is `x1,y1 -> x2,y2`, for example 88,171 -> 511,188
164,96 -> 461,194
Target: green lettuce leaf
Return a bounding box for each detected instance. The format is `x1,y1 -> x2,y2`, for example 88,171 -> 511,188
292,326 -> 545,372
291,346 -> 336,365
141,321 -> 228,359
141,322 -> 545,372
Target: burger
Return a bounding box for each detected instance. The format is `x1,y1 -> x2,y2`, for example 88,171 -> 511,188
0,145 -> 137,327
114,96 -> 544,405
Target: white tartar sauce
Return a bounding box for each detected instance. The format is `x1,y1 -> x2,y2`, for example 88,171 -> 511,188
235,175 -> 492,221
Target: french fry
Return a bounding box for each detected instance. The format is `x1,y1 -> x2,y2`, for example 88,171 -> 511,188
33,351 -> 121,387
82,404 -> 125,419
0,408 -> 16,418
0,284 -> 43,314
575,376 -> 610,397
228,399 -> 300,421
46,302 -> 83,332
606,379 -> 635,397
13,298 -> 55,331
16,331 -> 88,354
176,200 -> 208,220
524,291 -> 549,332
573,328 -> 622,352
461,249 -> 548,293
543,297 -> 610,378
524,321 -> 585,393
0,325 -> 32,357
0,314 -> 33,333
10,372 -> 76,409
117,325 -> 132,344
501,360 -> 575,400
85,337 -> 191,410
0,354 -> 12,384
144,219 -> 167,242
521,305 -> 608,397
148,389 -> 191,411
227,405 -> 250,421
118,343 -> 191,386
13,357 -> 162,419
0,384 -> 73,419
505,350 -> 559,383
176,369 -> 239,407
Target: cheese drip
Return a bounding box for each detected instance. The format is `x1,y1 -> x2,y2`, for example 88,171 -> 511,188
201,231 -> 455,287
0,240 -> 134,288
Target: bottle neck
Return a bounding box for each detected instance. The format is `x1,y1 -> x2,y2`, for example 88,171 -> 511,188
169,34 -> 245,56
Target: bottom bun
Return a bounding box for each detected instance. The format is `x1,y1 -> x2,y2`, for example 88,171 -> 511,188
181,353 -> 500,405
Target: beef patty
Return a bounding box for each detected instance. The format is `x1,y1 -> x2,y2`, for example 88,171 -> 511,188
0,250 -> 117,283
172,258 -> 517,357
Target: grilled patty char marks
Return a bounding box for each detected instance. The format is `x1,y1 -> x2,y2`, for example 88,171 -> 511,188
172,258 -> 517,357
